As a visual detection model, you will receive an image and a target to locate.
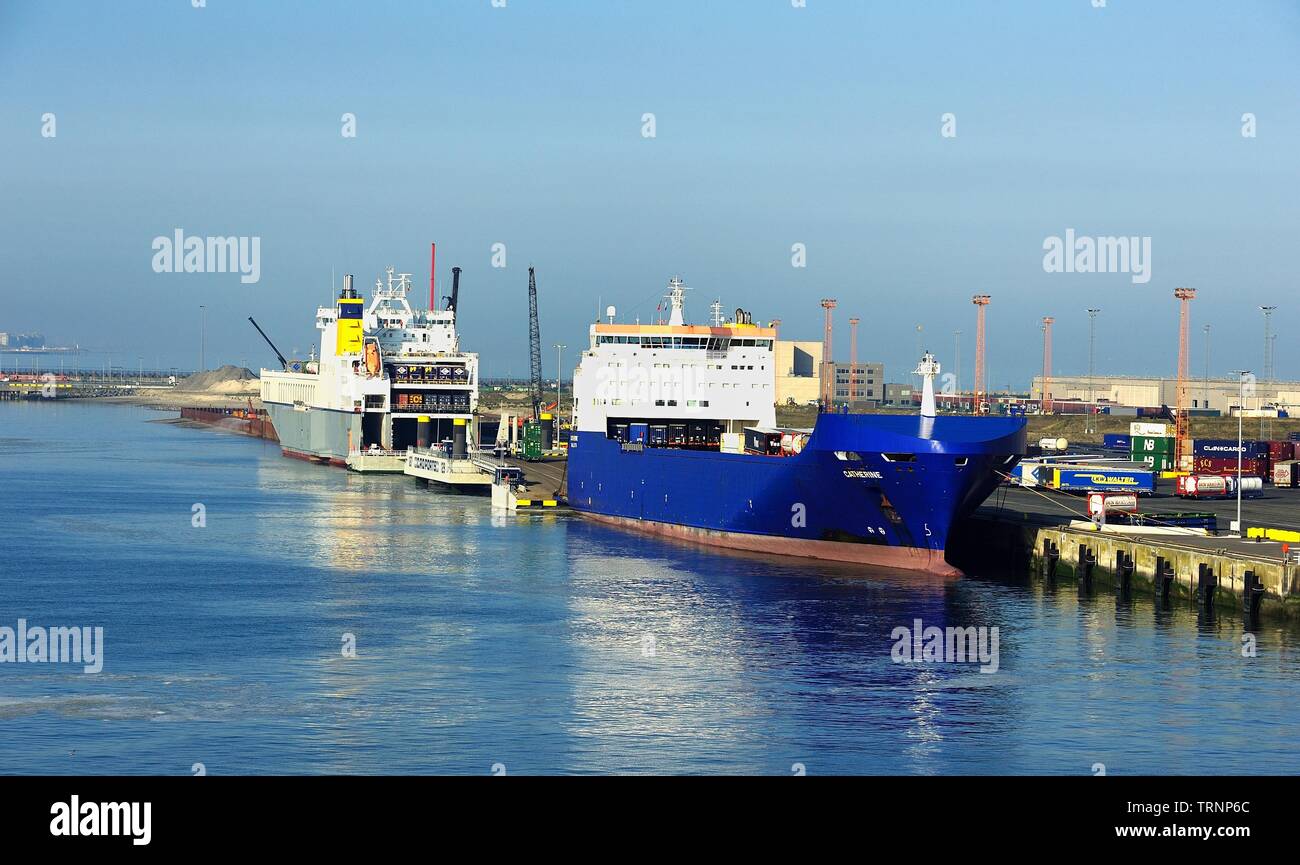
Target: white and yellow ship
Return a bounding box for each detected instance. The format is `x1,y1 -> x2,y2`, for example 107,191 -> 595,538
259,257 -> 479,469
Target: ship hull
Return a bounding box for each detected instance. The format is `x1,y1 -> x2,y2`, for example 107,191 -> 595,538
583,512 -> 960,575
566,413 -> 1026,575
262,401 -> 361,465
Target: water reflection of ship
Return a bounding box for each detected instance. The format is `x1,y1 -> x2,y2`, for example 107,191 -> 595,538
553,512 -> 1019,770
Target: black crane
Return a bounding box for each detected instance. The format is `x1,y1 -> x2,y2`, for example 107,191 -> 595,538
247,317 -> 288,370
527,266 -> 543,420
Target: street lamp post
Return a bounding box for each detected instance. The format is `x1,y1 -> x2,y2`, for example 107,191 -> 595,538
1202,324 -> 1211,410
554,343 -> 566,419
1233,369 -> 1251,536
1086,308 -> 1100,433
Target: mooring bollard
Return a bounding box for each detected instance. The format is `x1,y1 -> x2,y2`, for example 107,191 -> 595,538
1243,570 -> 1266,622
1115,550 -> 1134,594
1154,556 -> 1174,601
1078,544 -> 1095,592
1196,563 -> 1217,609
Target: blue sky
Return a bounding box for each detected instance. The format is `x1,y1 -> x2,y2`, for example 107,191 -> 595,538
2,0 -> 1298,385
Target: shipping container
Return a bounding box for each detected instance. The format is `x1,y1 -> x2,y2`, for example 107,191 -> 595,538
1192,439 -> 1269,458
1011,462 -> 1043,487
1130,435 -> 1174,454
1133,452 -> 1174,471
1130,422 -> 1169,437
1052,467 -> 1157,494
1086,492 -> 1139,516
744,426 -> 782,455
1267,441 -> 1296,462
648,424 -> 668,446
1225,475 -> 1264,498
1176,475 -> 1229,498
720,432 -> 743,454
1102,433 -> 1130,451
1272,460 -> 1299,488
1193,456 -> 1266,477
629,423 -> 649,444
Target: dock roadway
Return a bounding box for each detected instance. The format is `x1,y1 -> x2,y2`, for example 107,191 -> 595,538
981,485 -> 1300,533
959,485 -> 1300,618
503,456 -> 568,500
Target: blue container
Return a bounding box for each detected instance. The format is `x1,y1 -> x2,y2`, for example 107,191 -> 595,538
1053,467 -> 1156,494
1102,433 -> 1130,451
629,423 -> 648,444
1192,439 -> 1269,458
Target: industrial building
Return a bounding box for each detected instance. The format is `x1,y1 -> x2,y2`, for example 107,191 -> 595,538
775,340 -> 822,405
884,383 -> 919,407
833,362 -> 884,407
1031,374 -> 1300,414
775,340 -> 886,408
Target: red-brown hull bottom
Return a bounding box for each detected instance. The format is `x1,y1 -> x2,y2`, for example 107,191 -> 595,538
280,448 -> 347,468
581,512 -> 961,577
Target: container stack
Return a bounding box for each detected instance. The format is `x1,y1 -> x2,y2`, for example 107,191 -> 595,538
1191,439 -> 1270,479
1129,422 -> 1175,472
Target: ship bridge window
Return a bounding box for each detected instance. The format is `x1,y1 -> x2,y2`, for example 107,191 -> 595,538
881,453 -> 916,462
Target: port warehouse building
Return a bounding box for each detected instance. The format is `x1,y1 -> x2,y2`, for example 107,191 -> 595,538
1030,374 -> 1300,414
774,340 -> 886,407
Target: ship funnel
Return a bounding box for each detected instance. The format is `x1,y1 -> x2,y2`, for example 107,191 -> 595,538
450,266 -> 461,315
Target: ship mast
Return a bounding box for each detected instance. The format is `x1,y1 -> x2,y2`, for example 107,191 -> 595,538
666,277 -> 689,326
914,351 -> 940,418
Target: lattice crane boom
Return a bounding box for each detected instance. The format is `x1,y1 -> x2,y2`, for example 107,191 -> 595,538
527,267 -> 543,420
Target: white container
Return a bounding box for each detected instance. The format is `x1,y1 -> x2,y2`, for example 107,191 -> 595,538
1273,460 -> 1299,487
1226,475 -> 1264,496
1130,422 -> 1169,437
1038,437 -> 1068,451
1177,474 -> 1227,497
1087,492 -> 1138,516
720,432 -> 743,454
1013,462 -> 1042,487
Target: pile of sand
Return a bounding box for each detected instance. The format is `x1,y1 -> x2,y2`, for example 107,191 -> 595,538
177,365 -> 260,394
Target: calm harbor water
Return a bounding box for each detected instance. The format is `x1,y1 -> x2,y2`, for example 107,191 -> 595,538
2,400 -> 1299,775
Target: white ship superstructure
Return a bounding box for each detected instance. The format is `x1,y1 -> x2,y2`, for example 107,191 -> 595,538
260,258 -> 479,467
571,276 -> 776,440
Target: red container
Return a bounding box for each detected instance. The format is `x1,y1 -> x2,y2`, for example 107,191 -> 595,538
1193,456 -> 1266,478
1267,441 -> 1296,461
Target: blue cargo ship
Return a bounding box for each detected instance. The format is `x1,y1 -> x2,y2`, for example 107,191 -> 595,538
566,280 -> 1027,575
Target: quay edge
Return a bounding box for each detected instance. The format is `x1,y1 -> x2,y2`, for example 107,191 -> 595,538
951,512 -> 1300,620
